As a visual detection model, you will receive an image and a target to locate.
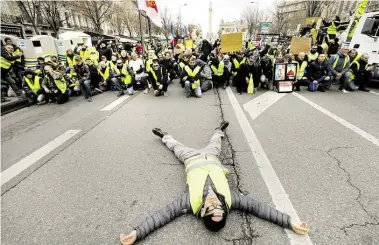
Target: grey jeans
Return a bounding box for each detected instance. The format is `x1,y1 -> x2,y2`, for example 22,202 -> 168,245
162,129 -> 224,163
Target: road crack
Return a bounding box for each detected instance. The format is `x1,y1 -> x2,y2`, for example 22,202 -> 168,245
214,88 -> 257,242
317,146 -> 379,235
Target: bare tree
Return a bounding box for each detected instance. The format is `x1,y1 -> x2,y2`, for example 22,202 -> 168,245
123,11 -> 139,37
160,8 -> 173,42
16,0 -> 40,35
39,1 -> 71,37
242,6 -> 257,39
68,1 -> 114,34
269,5 -> 289,36
367,0 -> 379,12
303,1 -> 335,18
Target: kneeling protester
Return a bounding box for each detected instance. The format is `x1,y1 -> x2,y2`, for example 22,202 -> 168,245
112,59 -> 134,97
148,59 -> 169,97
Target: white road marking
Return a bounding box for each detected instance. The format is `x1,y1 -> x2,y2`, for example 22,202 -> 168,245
293,92 -> 379,147
1,130 -> 81,187
226,88 -> 313,245
369,90 -> 379,96
100,96 -> 130,111
243,91 -> 287,120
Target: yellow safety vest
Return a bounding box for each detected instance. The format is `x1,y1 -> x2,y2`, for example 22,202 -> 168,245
179,62 -> 185,69
98,67 -> 110,80
297,61 -> 308,78
184,154 -> 232,214
146,59 -> 153,72
211,61 -> 225,76
177,44 -> 185,52
109,62 -> 116,71
332,55 -> 349,70
0,55 -> 13,69
184,65 -> 201,89
232,58 -> 246,70
66,56 -> 76,68
327,22 -> 337,35
90,52 -> 99,66
79,49 -> 90,60
247,74 -> 254,94
308,52 -> 318,62
114,66 -> 131,85
54,78 -> 67,93
150,68 -> 162,86
349,60 -> 369,81
13,48 -> 22,63
25,76 -> 41,94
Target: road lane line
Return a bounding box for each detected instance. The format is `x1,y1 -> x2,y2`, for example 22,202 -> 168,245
1,130 -> 81,189
369,91 -> 379,96
243,91 -> 287,120
293,92 -> 379,147
100,95 -> 130,111
225,88 -> 313,245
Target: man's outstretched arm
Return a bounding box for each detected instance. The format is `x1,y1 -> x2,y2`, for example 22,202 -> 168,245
231,191 -> 309,234
120,192 -> 191,245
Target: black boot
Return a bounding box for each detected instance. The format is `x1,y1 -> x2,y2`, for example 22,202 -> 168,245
215,121 -> 229,131
152,128 -> 167,138
358,87 -> 370,92
318,86 -> 326,92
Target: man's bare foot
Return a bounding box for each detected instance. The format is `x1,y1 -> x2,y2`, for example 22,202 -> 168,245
291,222 -> 309,235
120,230 -> 137,245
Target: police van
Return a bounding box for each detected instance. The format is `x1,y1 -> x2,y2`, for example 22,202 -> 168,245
344,11 -> 379,80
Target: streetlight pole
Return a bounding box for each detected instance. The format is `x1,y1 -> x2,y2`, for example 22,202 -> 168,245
178,3 -> 187,37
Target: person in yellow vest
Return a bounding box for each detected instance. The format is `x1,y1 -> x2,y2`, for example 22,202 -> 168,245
79,45 -> 90,60
120,121 -> 310,245
1,44 -> 22,96
293,52 -> 309,91
50,55 -> 59,70
119,50 -> 129,65
231,51 -> 246,77
307,45 -> 319,63
348,49 -> 359,63
349,53 -> 372,92
181,56 -> 202,98
148,59 -> 169,97
89,49 -> 99,66
22,69 -> 46,104
65,49 -> 76,72
97,61 -> 112,91
109,55 -> 118,70
41,66 -> 69,104
4,37 -> 24,85
210,53 -> 226,88
323,16 -> 341,40
111,59 -> 133,97
74,56 -> 93,102
328,47 -> 352,93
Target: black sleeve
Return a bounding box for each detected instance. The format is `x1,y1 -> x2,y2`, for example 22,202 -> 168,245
350,63 -> 359,74
161,67 -> 168,83
231,191 -> 292,229
307,62 -> 316,81
1,50 -> 19,61
135,193 -> 191,241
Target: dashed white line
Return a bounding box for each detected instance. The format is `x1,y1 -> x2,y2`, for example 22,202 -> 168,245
226,87 -> 313,245
293,92 -> 379,147
1,130 -> 81,190
100,96 -> 130,111
243,91 -> 287,120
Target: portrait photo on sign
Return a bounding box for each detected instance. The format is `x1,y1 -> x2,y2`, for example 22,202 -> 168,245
274,64 -> 286,81
286,64 -> 297,80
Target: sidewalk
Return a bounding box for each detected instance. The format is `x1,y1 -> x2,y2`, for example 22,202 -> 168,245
1,96 -> 29,116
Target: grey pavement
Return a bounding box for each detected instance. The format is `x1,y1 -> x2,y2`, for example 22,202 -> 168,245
1,82 -> 379,245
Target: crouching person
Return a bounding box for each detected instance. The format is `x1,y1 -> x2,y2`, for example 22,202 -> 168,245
182,56 -> 202,98
22,69 -> 46,104
196,59 -> 213,93
97,61 -> 112,91
350,53 -> 372,92
42,69 -> 69,104
74,57 -> 92,102
148,59 -> 169,97
112,59 -> 134,97
307,54 -> 330,92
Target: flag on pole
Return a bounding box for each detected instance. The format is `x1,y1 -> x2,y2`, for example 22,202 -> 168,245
137,0 -> 162,27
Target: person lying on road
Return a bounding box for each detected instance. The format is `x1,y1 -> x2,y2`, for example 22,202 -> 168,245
120,121 -> 309,244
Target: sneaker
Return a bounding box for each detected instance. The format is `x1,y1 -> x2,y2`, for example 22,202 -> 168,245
342,89 -> 349,94
144,88 -> 150,94
117,91 -> 125,97
215,121 -> 230,131
152,128 -> 167,138
318,86 -> 326,92
163,92 -> 168,97
95,88 -> 103,93
358,87 -> 370,92
87,97 -> 92,102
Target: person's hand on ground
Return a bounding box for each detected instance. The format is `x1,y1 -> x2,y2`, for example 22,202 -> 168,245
291,221 -> 309,235
120,230 -> 137,245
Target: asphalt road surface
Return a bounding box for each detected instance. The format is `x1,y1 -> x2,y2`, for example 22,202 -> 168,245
1,81 -> 379,245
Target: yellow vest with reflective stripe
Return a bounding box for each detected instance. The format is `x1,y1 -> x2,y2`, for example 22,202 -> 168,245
114,66 -> 131,85
25,76 -> 41,94
232,58 -> 246,70
79,49 -> 90,59
13,49 -> 22,63
332,55 -> 349,69
308,52 -> 318,62
184,65 -> 201,89
327,22 -> 337,35
66,56 -> 76,68
211,61 -> 224,76
98,67 -> 110,80
184,154 -> 232,214
150,68 -> 162,86
1,56 -> 13,69
146,59 -> 153,72
54,78 -> 67,93
349,60 -> 369,81
297,61 -> 308,78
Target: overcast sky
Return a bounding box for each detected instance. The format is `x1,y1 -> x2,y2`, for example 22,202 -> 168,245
157,0 -> 277,35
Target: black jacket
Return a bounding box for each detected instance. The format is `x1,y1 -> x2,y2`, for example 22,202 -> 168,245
350,59 -> 368,76
307,60 -> 329,82
135,187 -> 291,241
99,47 -> 112,61
148,66 -> 168,89
74,64 -> 90,81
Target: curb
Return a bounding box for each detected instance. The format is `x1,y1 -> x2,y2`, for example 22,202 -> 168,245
1,98 -> 30,116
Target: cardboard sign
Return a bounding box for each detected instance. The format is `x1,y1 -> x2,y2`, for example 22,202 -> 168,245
221,32 -> 243,53
289,37 -> 312,55
185,39 -> 193,49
